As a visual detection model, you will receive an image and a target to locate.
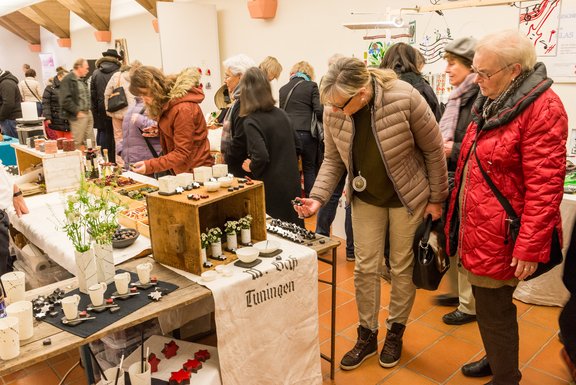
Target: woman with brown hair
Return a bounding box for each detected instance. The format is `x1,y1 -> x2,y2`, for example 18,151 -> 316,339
129,66 -> 213,175
240,67 -> 302,225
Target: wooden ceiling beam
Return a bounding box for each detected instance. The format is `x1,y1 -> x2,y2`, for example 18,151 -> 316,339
0,13 -> 40,44
56,0 -> 109,31
19,3 -> 69,38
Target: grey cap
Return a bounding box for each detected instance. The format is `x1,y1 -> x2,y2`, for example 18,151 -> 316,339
444,37 -> 476,62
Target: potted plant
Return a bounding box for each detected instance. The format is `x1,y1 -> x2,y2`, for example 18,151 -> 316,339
85,187 -> 125,283
238,215 -> 253,245
200,230 -> 211,267
61,180 -> 98,293
207,227 -> 224,259
224,220 -> 239,251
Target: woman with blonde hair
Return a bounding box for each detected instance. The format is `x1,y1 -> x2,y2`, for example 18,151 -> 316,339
129,66 -> 213,175
446,30 -> 567,384
279,60 -> 323,197
259,56 -> 282,106
294,57 -> 447,371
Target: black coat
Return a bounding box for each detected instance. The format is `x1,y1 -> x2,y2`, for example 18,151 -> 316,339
279,77 -> 323,132
399,72 -> 443,123
42,77 -> 69,132
59,72 -> 88,120
0,71 -> 22,121
447,84 -> 479,171
91,57 -> 121,130
244,108 -> 303,226
226,100 -> 249,177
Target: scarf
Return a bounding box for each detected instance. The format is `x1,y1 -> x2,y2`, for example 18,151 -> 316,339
290,72 -> 311,82
439,72 -> 477,141
220,86 -> 242,161
481,69 -> 533,121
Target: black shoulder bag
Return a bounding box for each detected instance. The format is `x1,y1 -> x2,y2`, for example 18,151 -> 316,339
412,214 -> 450,290
473,134 -> 563,281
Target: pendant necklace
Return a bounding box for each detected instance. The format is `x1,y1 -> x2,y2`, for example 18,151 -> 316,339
352,172 -> 367,192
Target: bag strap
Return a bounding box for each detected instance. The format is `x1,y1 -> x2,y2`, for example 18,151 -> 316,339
116,73 -> 122,88
24,81 -> 41,102
136,107 -> 159,158
282,80 -> 305,110
420,214 -> 434,247
473,132 -> 519,221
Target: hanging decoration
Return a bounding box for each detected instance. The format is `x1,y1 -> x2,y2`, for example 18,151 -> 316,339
518,0 -> 561,56
419,28 -> 453,64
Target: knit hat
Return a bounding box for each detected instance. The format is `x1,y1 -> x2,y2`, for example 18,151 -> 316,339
444,37 -> 476,62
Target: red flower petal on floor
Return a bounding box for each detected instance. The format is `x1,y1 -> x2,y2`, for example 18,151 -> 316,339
161,340 -> 179,359
148,353 -> 161,373
168,369 -> 191,385
194,349 -> 210,362
182,358 -> 203,373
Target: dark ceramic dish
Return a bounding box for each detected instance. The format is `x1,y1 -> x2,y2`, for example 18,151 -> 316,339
112,228 -> 140,248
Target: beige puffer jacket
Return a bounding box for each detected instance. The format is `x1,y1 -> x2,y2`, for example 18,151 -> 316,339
310,78 -> 448,214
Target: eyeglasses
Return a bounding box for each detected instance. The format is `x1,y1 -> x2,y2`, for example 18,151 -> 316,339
471,64 -> 510,80
331,95 -> 355,110
224,73 -> 237,80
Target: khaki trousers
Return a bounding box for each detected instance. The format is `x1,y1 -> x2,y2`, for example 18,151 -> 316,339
69,111 -> 95,149
112,117 -> 124,167
351,197 -> 425,331
445,256 -> 476,315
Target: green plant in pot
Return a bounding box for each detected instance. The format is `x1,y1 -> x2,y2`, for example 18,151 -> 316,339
238,215 -> 253,245
207,227 -> 224,260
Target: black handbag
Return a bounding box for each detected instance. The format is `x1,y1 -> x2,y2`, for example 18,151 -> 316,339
473,135 -> 563,281
412,214 -> 450,290
107,76 -> 128,113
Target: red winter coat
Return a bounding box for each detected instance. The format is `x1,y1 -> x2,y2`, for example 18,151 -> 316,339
445,63 -> 567,280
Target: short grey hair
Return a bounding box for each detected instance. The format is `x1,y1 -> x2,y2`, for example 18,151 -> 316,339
223,54 -> 256,76
476,30 -> 536,72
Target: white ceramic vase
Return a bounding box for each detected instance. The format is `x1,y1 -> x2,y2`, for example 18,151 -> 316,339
210,241 -> 223,258
94,243 -> 115,284
226,233 -> 238,250
74,249 -> 98,294
201,247 -> 208,264
241,228 -> 251,245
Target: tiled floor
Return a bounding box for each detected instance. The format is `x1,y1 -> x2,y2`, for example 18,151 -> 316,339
2,230 -> 573,385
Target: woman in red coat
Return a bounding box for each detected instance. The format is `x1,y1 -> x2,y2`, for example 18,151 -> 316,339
445,30 -> 568,385
129,66 -> 213,175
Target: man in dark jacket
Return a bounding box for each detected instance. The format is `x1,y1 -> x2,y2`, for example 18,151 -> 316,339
60,58 -> 95,149
0,68 -> 23,138
91,49 -> 122,163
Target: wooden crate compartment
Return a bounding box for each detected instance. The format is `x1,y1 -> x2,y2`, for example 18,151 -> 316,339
146,179 -> 266,275
113,184 -> 158,209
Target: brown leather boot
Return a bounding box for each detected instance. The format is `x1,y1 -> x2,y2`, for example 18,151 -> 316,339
379,322 -> 405,368
340,325 -> 378,370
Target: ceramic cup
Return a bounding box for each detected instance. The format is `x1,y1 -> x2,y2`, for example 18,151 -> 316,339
61,294 -> 81,320
100,367 -> 125,385
114,272 -> 131,295
5,301 -> 33,340
1,272 -> 25,304
128,361 -> 151,385
88,282 -> 108,307
136,263 -> 153,285
0,317 -> 20,360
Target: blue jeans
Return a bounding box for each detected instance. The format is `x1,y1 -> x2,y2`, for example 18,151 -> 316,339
315,174 -> 354,257
0,120 -> 18,139
297,131 -> 319,197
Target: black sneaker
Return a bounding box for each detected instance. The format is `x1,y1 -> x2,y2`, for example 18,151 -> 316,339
346,254 -> 355,262
379,323 -> 405,368
340,326 -> 378,370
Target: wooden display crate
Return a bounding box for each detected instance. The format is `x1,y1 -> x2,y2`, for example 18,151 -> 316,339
118,206 -> 149,237
113,184 -> 158,209
146,179 -> 266,275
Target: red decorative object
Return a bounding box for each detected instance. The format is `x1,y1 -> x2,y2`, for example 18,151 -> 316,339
79,311 -> 88,318
247,0 -> 278,19
148,353 -> 161,373
199,83 -> 204,89
162,340 -> 179,359
198,68 -> 202,74
151,276 -> 158,283
106,298 -> 114,304
130,287 -> 138,293
194,349 -> 210,362
183,358 -> 202,373
206,69 -> 211,76
168,369 -> 190,385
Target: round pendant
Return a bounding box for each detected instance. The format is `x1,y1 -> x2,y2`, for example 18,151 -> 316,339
352,173 -> 367,192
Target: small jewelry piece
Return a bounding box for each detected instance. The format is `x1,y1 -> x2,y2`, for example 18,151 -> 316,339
352,172 -> 367,192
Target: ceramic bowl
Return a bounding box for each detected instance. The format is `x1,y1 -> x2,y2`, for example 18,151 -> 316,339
201,270 -> 219,282
253,240 -> 280,254
217,176 -> 234,187
204,181 -> 220,192
235,247 -> 259,263
112,228 -> 139,248
215,264 -> 233,277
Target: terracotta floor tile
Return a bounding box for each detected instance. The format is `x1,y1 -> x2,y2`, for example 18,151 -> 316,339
50,356 -> 85,384
449,321 -> 483,347
409,291 -> 438,320
318,324 -> 331,344
414,305 -> 459,334
529,336 -> 573,381
406,335 -> 481,383
514,299 -> 532,317
330,355 -> 392,385
318,288 -> 333,315
402,320 -> 444,355
520,305 -> 563,331
320,335 -> 361,366
335,288 -> 355,308
320,300 -> 358,332
519,319 -> 557,363
444,372 -> 491,385
376,367 -> 439,385
2,361 -> 50,384
522,366 -> 572,385
340,324 -> 361,341
4,367 -> 60,385
339,277 -> 355,294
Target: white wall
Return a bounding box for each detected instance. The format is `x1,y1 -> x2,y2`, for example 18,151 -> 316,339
0,27 -> 42,79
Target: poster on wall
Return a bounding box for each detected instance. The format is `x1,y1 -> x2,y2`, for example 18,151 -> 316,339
518,0 -> 562,56
38,53 -> 55,85
115,39 -> 129,66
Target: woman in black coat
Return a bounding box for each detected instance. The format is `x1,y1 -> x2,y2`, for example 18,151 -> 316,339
279,61 -> 323,197
42,67 -> 72,139
240,68 -> 303,226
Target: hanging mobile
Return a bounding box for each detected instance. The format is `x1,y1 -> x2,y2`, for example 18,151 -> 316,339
352,171 -> 367,192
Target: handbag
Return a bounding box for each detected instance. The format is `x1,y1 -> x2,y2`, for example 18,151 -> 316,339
107,75 -> 128,113
310,111 -> 324,141
473,135 -> 563,281
412,214 -> 450,290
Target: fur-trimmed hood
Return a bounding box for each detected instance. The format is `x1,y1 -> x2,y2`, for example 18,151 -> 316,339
96,56 -> 122,74
164,67 -> 204,108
